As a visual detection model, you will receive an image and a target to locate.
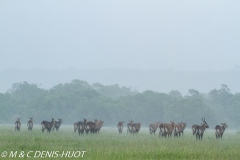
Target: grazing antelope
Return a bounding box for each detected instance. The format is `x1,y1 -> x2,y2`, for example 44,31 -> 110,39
27,117 -> 33,131
132,123 -> 141,134
41,118 -> 55,133
196,118 -> 209,140
117,122 -> 124,134
52,119 -> 63,131
78,118 -> 87,135
15,118 -> 21,131
149,122 -> 160,135
215,123 -> 228,139
127,120 -> 134,134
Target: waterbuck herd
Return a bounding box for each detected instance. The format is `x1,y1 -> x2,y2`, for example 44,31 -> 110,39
13,117 -> 228,140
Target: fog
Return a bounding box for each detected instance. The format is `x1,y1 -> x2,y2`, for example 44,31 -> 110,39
1,1 -> 240,129
1,1 -> 240,72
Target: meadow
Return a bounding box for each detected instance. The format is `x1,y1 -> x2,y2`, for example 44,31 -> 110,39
0,125 -> 240,160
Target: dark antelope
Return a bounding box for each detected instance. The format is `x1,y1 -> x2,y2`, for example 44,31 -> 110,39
127,120 -> 134,134
149,122 -> 160,135
15,118 -> 21,131
117,122 -> 124,134
78,118 -> 88,135
132,123 -> 141,134
41,118 -> 55,133
52,119 -> 63,131
215,123 -> 228,139
27,117 -> 33,131
196,118 -> 209,140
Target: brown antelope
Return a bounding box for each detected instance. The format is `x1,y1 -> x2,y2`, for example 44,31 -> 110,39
127,120 -> 134,134
95,120 -> 104,134
41,118 -> 55,133
192,124 -> 198,135
215,123 -> 228,139
85,120 -> 96,134
174,122 -> 187,137
164,121 -> 175,138
180,122 -> 187,136
149,122 -> 160,135
27,117 -> 33,131
159,123 -> 167,137
15,118 -> 21,131
78,118 -> 88,135
117,122 -> 124,134
196,118 -> 209,140
52,119 -> 63,131
132,123 -> 141,134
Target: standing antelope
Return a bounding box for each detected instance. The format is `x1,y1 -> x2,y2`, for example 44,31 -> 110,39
192,124 -> 198,135
52,119 -> 63,131
27,117 -> 33,131
15,118 -> 21,131
78,118 -> 88,135
132,123 -> 141,134
196,118 -> 209,140
41,118 -> 55,133
215,123 -> 228,139
159,123 -> 167,137
117,122 -> 124,134
127,120 -> 134,134
174,122 -> 187,137
95,120 -> 104,134
149,122 -> 160,135
164,121 -> 175,138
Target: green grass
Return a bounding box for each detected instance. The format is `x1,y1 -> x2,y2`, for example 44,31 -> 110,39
0,125 -> 240,160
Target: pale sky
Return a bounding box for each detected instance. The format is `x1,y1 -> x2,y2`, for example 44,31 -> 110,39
1,0 -> 240,71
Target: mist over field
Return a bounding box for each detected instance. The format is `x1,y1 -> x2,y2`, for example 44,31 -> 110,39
1,0 -> 240,141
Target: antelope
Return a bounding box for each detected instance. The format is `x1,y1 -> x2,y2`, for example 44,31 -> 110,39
95,120 -> 104,134
174,122 -> 187,137
192,124 -> 198,135
196,118 -> 209,140
127,120 -> 134,134
52,119 -> 63,131
159,123 -> 167,137
180,122 -> 187,136
215,123 -> 228,139
164,121 -> 175,138
117,122 -> 124,134
78,118 -> 88,135
74,122 -> 79,132
149,122 -> 160,135
132,123 -> 141,134
41,118 -> 55,133
85,121 -> 96,134
27,117 -> 33,131
15,118 -> 21,131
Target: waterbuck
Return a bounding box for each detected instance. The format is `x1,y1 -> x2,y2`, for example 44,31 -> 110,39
74,122 -> 79,132
85,121 -> 96,134
15,118 -> 21,131
117,122 -> 124,134
95,120 -> 104,134
215,123 -> 228,139
164,121 -> 175,138
52,119 -> 63,131
159,123 -> 167,137
127,120 -> 134,134
27,117 -> 33,131
192,124 -> 198,135
174,122 -> 187,137
132,123 -> 141,134
41,118 -> 55,133
149,122 -> 160,135
196,118 -> 209,140
78,118 -> 88,135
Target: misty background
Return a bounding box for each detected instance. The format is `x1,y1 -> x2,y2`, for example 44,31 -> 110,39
1,1 -> 240,128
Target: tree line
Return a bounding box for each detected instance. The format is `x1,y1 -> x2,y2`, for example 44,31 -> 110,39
0,80 -> 239,128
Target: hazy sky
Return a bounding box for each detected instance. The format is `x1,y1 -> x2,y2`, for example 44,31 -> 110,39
1,1 -> 240,71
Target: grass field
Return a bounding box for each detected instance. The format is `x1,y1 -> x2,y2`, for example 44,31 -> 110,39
0,125 -> 240,160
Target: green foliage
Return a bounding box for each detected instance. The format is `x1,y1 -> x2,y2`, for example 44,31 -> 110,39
0,81 -> 239,127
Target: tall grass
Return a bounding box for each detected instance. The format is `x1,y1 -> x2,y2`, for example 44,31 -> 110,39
0,125 -> 240,160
